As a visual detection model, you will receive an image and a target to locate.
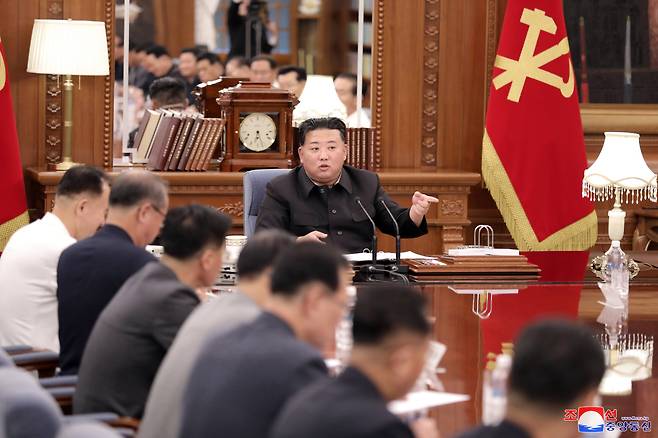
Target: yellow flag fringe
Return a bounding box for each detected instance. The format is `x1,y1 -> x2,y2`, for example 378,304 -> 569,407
482,130 -> 597,251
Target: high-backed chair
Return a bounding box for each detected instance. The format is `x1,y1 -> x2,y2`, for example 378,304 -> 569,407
0,367 -> 62,438
243,169 -> 290,237
0,367 -> 125,438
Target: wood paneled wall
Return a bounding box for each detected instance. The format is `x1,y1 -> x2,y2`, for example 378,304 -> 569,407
2,0 -> 114,171
8,0 -> 657,248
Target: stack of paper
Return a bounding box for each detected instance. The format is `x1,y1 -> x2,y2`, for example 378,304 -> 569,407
344,251 -> 437,263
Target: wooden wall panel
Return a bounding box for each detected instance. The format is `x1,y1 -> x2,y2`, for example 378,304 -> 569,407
1,0 -> 41,168
437,1 -> 488,171
375,0 -> 425,170
152,0 -> 195,57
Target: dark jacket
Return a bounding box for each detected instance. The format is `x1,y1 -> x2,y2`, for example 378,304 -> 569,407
227,0 -> 274,58
256,165 -> 428,253
456,420 -> 531,438
180,312 -> 328,438
57,224 -> 155,375
73,262 -> 200,418
271,366 -> 414,438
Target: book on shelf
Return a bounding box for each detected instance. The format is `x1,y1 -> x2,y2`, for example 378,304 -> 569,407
131,109 -> 152,152
166,115 -> 196,170
186,118 -> 213,171
193,118 -> 216,170
133,109 -> 162,163
147,113 -> 182,171
177,117 -> 205,171
200,118 -> 226,170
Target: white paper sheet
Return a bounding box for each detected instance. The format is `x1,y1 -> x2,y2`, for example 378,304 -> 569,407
388,391 -> 470,415
447,247 -> 520,256
344,251 -> 439,263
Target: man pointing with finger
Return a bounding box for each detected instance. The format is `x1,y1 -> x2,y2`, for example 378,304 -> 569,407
256,117 -> 437,253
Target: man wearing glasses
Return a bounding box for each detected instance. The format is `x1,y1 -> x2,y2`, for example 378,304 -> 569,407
57,170 -> 169,375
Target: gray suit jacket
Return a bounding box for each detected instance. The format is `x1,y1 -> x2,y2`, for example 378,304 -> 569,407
180,312 -> 328,438
73,262 -> 200,418
139,291 -> 261,438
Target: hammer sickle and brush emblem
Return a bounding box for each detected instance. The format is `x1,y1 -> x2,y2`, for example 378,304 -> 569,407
493,8 -> 574,103
0,37 -> 5,92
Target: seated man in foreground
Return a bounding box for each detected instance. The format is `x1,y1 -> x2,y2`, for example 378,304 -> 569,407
256,117 -> 437,253
180,242 -> 350,438
271,284 -> 439,438
0,165 -> 110,352
457,319 -> 606,438
74,204 -> 231,418
57,170 -> 169,374
139,229 -> 296,438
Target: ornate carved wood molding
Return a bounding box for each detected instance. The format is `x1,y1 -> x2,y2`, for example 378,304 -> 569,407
372,0 -> 384,171
103,0 -> 114,168
483,0 -> 499,115
421,0 -> 440,168
216,201 -> 245,217
44,1 -> 64,166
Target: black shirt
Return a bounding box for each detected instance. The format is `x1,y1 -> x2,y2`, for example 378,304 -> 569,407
255,165 -> 428,253
57,225 -> 155,375
180,312 -> 328,438
271,366 -> 414,438
456,420 -> 532,438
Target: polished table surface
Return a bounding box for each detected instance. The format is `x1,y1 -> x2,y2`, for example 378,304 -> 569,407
357,251 -> 658,437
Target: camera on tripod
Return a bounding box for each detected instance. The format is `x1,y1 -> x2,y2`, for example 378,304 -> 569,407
247,0 -> 267,18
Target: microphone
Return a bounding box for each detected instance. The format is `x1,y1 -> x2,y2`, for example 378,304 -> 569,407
355,196 -> 377,265
379,198 -> 401,267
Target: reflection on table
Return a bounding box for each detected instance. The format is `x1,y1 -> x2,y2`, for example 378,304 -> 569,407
355,251 -> 658,437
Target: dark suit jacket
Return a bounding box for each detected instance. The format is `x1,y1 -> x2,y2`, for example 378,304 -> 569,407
73,262 -> 200,418
227,0 -> 274,58
456,420 -> 531,438
57,224 -> 155,375
271,366 -> 414,438
180,312 -> 328,438
255,165 -> 428,253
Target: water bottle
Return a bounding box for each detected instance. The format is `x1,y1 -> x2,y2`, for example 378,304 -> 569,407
483,352 -> 512,425
335,286 -> 357,372
606,241 -> 629,298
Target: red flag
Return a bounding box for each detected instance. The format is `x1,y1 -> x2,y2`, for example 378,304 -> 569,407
0,37 -> 28,250
483,0 -> 597,250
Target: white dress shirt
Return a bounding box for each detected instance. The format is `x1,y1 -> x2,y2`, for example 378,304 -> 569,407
346,108 -> 371,128
0,213 -> 75,352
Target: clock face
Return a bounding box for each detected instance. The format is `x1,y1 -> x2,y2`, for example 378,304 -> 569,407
239,113 -> 277,152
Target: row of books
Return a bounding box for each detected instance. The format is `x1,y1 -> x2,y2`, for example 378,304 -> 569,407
132,109 -> 225,171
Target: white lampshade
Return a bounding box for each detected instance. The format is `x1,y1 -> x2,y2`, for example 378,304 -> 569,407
292,75 -> 347,126
27,19 -> 109,76
583,132 -> 657,203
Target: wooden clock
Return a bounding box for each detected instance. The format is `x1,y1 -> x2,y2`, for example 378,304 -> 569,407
217,82 -> 298,171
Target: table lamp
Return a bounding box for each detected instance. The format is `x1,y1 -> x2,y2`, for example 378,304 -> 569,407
27,19 -> 110,170
292,75 -> 347,126
583,132 -> 657,276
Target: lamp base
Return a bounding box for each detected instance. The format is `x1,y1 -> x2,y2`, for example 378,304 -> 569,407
589,253 -> 640,281
55,158 -> 81,171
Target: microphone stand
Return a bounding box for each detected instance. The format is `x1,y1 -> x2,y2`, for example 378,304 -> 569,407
379,199 -> 409,276
353,197 -> 408,283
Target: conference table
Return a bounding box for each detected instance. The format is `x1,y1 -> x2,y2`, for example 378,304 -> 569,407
356,251 -> 658,437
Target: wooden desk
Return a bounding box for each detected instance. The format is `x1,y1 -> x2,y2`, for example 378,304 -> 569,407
25,168 -> 480,254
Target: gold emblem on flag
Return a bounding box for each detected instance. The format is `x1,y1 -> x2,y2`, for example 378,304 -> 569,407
493,8 -> 574,103
0,43 -> 5,91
